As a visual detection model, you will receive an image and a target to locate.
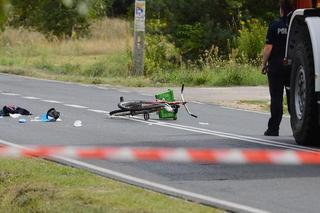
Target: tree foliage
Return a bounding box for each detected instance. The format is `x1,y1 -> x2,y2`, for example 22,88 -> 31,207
143,0 -> 279,60
8,0 -> 113,38
0,0 -> 7,29
6,0 -> 281,60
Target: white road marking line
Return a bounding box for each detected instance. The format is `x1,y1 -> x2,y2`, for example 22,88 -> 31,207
23,96 -> 40,100
199,122 -> 209,125
64,104 -> 88,109
1,92 -> 20,96
221,106 -> 270,115
221,106 -> 290,118
118,90 -> 130,93
1,75 -> 310,152
87,109 -> 109,114
158,121 -> 320,152
116,116 -> 320,153
41,100 -> 62,104
192,101 -> 205,105
0,88 -> 305,152
1,73 -> 112,90
141,93 -> 153,97
0,138 -> 270,213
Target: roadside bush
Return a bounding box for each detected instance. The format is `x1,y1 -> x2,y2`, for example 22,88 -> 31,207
237,19 -> 267,64
144,34 -> 180,76
197,45 -> 224,69
82,62 -> 106,77
172,23 -> 205,60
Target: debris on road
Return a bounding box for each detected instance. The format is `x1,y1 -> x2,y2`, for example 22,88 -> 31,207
46,108 -> 60,121
18,118 -> 27,123
0,105 -> 32,117
30,108 -> 61,122
73,120 -> 82,127
9,113 -> 21,119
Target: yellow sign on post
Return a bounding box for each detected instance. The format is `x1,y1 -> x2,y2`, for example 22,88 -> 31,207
134,0 -> 146,32
133,0 -> 146,75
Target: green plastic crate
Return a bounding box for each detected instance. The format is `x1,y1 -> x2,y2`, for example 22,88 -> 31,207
155,89 -> 177,120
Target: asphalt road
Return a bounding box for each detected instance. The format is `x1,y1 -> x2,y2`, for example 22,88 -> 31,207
1,73 -> 320,213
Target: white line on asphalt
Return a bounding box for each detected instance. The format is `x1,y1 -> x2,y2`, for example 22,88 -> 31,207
118,90 -> 130,93
1,92 -> 20,96
192,101 -> 205,105
0,73 -> 114,91
220,106 -> 290,118
87,109 -> 109,114
41,100 -> 62,104
164,122 -> 318,152
0,138 -> 270,213
199,122 -> 209,125
117,116 -> 320,153
2,84 -> 312,153
63,104 -> 88,109
220,106 -> 270,115
23,96 -> 41,100
141,93 -> 153,97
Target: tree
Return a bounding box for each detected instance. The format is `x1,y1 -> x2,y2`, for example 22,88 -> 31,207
241,0 -> 279,22
0,0 -> 7,29
144,0 -> 280,60
144,0 -> 246,59
109,0 -> 134,17
8,0 -> 114,38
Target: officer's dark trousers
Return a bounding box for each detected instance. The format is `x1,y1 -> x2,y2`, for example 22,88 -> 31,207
267,65 -> 291,132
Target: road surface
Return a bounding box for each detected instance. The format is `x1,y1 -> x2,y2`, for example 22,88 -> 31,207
1,73 -> 320,213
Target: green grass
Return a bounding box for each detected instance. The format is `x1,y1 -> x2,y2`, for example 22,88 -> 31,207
0,158 -> 220,213
152,64 -> 266,87
239,98 -> 289,115
0,63 -> 267,87
0,25 -> 267,87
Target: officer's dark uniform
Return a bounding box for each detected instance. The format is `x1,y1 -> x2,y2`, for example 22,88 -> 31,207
265,16 -> 291,134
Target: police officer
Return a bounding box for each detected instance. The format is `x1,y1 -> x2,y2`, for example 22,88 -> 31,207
262,0 -> 293,136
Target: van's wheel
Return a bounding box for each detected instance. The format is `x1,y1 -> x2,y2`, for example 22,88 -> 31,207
290,40 -> 320,145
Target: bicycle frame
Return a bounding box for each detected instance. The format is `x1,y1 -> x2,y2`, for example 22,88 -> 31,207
110,84 -> 197,120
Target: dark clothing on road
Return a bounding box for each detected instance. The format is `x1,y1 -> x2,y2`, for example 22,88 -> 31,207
266,17 -> 288,68
267,67 -> 290,132
265,17 -> 291,133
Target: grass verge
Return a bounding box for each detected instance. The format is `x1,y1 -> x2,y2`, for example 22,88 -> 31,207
0,63 -> 267,87
238,99 -> 289,115
0,21 -> 267,87
0,157 -> 221,213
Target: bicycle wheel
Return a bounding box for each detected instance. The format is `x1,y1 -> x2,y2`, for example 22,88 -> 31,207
118,101 -> 163,111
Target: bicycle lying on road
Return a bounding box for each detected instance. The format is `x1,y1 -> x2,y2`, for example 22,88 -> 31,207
109,85 -> 197,121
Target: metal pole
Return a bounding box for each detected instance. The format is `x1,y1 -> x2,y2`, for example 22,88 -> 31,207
133,0 -> 146,75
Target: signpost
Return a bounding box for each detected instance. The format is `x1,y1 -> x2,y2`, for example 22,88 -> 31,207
133,0 -> 146,75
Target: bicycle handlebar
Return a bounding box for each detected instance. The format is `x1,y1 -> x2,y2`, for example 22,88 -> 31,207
180,84 -> 198,118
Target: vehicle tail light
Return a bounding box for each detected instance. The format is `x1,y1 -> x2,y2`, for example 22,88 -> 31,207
296,0 -> 312,9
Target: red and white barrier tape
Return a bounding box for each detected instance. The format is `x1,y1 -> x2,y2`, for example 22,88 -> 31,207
1,146 -> 320,165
